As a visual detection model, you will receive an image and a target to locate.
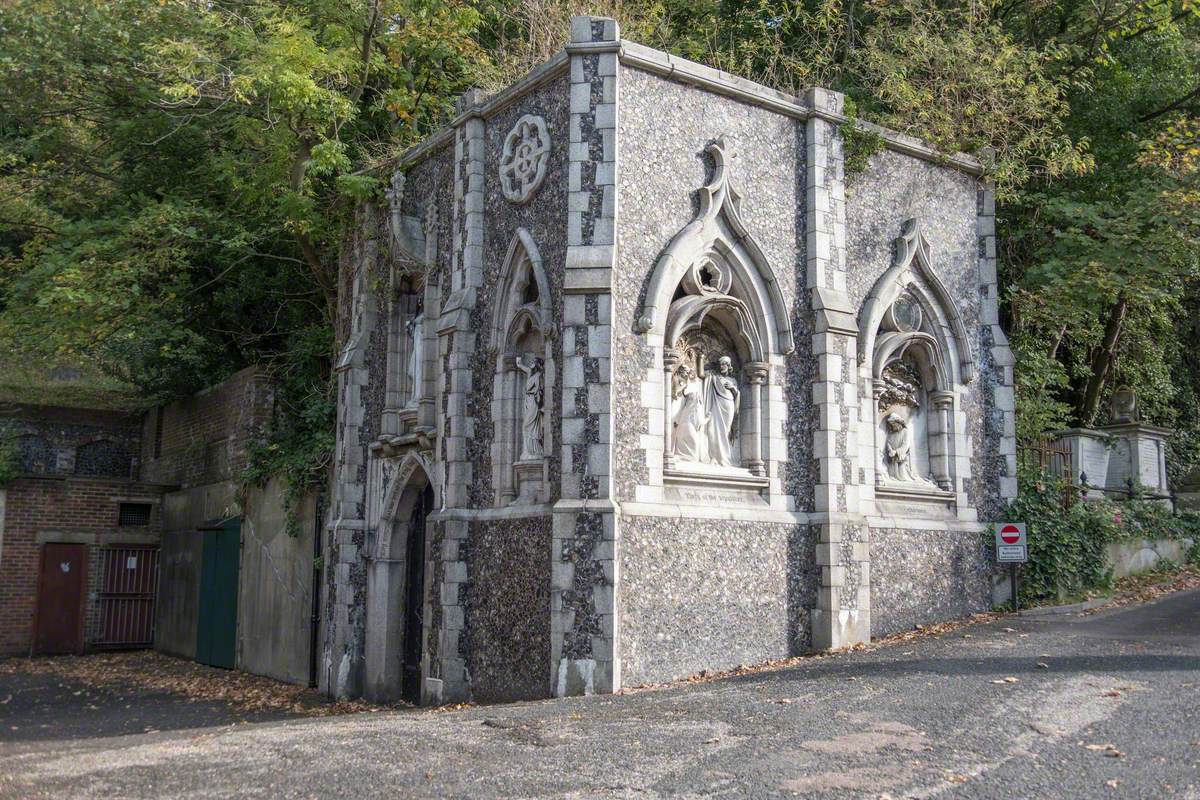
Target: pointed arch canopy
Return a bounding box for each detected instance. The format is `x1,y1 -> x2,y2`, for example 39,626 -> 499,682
373,450 -> 435,561
493,228 -> 552,348
635,137 -> 794,355
858,218 -> 974,383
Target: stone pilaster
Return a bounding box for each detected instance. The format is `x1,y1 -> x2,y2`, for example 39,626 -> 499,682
552,15 -> 620,697
323,223 -> 380,699
978,184 -> 1017,501
805,88 -> 870,650
427,89 -> 486,703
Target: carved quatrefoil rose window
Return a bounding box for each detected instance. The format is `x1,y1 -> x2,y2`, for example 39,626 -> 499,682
499,115 -> 551,204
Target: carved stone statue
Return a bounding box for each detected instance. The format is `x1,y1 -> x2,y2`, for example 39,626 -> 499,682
703,355 -> 740,467
671,364 -> 707,463
1110,386 -> 1139,424
883,412 -> 916,482
405,316 -> 423,407
516,355 -> 545,460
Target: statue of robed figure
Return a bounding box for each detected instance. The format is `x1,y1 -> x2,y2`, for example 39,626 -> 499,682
516,355 -> 545,460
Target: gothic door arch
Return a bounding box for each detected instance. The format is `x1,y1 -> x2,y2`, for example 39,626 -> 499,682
402,483 -> 434,703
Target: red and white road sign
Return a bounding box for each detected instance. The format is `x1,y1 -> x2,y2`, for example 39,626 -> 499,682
994,522 -> 1027,563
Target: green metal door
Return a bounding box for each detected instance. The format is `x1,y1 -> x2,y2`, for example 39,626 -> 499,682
196,519 -> 240,669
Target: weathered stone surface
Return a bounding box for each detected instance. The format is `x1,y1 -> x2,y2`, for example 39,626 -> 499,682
325,17 -> 1013,704
869,527 -> 991,637
618,516 -> 817,686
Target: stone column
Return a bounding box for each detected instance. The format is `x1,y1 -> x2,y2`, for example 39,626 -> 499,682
977,183 -> 1017,502
930,390 -> 954,491
498,353 -> 518,505
662,348 -> 681,471
552,15 -> 621,698
806,87 -> 870,651
743,361 -> 769,476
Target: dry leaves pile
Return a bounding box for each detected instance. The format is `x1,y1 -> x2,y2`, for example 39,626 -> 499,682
1086,564 -> 1200,614
0,651 -> 391,717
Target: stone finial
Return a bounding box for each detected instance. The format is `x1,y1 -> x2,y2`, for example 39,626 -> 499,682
804,87 -> 845,115
453,87 -> 486,115
570,15 -> 619,43
1110,386 -> 1139,424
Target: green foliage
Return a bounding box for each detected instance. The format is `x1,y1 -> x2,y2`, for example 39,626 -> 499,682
1,0 -> 1198,513
240,326 -> 336,537
999,471 -> 1200,604
0,0 -> 486,498
840,99 -> 886,178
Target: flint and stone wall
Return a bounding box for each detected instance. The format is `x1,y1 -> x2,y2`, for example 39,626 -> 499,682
328,16 -> 1016,704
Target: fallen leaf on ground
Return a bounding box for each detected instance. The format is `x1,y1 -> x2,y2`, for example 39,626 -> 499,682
1084,743 -> 1124,758
1107,779 -> 1122,788
0,651 -> 391,717
1036,662 -> 1049,669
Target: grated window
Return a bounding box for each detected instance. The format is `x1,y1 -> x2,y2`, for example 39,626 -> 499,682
118,502 -> 152,527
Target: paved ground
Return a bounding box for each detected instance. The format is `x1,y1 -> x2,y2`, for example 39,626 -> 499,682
2,590 -> 1199,799
0,671 -> 294,749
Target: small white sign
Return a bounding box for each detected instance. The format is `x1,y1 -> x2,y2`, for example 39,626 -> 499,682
995,522 -> 1028,563
126,556 -> 138,569
997,544 -> 1027,562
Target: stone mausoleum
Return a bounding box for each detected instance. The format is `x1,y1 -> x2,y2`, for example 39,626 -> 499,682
323,16 -> 1017,704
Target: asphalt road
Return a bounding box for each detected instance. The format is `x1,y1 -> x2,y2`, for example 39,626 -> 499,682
2,590 -> 1198,799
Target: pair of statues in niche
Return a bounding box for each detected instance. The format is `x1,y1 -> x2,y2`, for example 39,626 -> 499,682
671,352 -> 740,468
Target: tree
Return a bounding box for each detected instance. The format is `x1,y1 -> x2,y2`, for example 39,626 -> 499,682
0,0 -> 485,396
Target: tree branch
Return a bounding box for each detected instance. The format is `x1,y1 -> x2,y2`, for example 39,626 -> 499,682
1138,81 -> 1200,122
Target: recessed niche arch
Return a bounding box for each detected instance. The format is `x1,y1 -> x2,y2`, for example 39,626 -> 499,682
635,137 -> 792,489
859,219 -> 974,496
491,229 -> 554,505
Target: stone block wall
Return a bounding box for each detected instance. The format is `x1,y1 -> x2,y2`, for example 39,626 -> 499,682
327,15 -> 1017,704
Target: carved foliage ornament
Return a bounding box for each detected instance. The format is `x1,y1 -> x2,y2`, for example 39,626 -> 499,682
878,360 -> 920,412
500,115 -> 551,204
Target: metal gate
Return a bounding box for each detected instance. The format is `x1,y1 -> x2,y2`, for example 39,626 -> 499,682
96,546 -> 160,648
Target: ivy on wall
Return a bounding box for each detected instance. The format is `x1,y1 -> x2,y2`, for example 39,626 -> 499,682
994,476 -> 1200,604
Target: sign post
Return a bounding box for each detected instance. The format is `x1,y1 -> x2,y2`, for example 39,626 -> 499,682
994,523 -> 1028,611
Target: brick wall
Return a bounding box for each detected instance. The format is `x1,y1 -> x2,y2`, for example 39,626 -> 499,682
140,366 -> 276,489
0,476 -> 164,656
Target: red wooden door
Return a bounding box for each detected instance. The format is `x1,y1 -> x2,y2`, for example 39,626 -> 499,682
35,543 -> 88,654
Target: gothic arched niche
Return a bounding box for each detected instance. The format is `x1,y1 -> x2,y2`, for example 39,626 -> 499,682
491,229 -> 553,505
637,137 -> 788,484
861,220 -> 972,495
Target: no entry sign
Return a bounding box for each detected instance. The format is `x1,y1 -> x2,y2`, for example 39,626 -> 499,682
995,523 -> 1027,563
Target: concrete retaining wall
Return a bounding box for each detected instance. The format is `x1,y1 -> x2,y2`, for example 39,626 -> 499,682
1105,537 -> 1195,579
238,477 -> 318,686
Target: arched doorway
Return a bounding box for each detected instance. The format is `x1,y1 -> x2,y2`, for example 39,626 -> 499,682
401,483 -> 434,703
363,456 -> 436,704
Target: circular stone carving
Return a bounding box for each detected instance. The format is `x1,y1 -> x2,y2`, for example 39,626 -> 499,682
499,115 -> 551,204
889,293 -> 923,332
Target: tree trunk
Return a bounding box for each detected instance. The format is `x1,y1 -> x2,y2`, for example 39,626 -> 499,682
1077,295 -> 1127,425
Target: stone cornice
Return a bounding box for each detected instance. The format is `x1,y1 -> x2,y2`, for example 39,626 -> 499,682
387,40 -> 983,179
